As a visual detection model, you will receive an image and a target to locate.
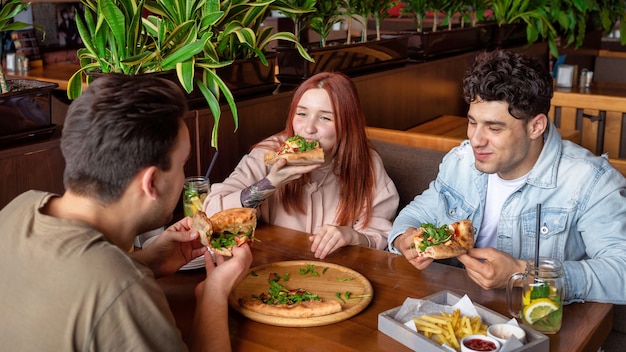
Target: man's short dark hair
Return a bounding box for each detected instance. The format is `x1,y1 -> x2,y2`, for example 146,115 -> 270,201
61,74 -> 188,204
463,50 -> 554,121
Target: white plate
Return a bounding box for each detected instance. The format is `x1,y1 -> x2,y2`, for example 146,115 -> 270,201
180,255 -> 206,271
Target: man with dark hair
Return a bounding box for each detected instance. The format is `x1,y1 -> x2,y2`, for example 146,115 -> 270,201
0,74 -> 252,350
389,50 -> 626,304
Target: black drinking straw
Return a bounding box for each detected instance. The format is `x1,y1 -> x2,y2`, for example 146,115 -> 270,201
205,151 -> 219,180
535,203 -> 542,268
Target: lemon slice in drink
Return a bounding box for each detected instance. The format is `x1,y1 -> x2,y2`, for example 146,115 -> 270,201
522,290 -> 531,306
523,298 -> 559,324
184,196 -> 204,217
190,196 -> 203,210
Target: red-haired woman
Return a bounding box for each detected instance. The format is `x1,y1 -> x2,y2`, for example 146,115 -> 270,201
204,72 -> 399,259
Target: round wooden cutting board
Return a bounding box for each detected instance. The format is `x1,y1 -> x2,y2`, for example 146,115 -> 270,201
228,260 -> 373,327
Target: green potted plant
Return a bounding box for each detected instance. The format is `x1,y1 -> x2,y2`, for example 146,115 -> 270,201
592,0 -> 626,45
396,0 -> 492,59
276,0 -> 409,84
552,0 -> 626,49
309,0 -> 347,47
345,0 -> 362,44
144,0 -> 313,101
1,0 -> 58,144
66,0 -> 312,148
488,0 -> 558,56
274,0 -> 316,43
350,0 -> 397,42
0,0 -> 39,93
400,0 -> 428,33
465,0 -> 490,27
370,0 -> 397,40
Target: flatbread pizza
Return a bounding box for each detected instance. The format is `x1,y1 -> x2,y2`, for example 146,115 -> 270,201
238,272 -> 342,318
191,208 -> 257,256
264,135 -> 325,166
408,220 -> 474,259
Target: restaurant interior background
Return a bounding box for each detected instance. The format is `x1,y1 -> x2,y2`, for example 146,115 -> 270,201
1,1 -> 626,350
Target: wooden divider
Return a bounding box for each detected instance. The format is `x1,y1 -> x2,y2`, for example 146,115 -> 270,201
366,126 -> 626,177
550,90 -> 626,158
406,114 -> 580,145
365,126 -> 461,152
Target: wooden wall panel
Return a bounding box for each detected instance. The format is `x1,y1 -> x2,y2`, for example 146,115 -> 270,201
0,137 -> 65,209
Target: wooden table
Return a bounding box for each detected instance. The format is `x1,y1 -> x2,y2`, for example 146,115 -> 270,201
407,115 -> 581,144
157,224 -> 613,352
6,63 -> 80,91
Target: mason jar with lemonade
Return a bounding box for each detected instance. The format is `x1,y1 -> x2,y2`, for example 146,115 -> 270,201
183,177 -> 209,217
507,257 -> 564,334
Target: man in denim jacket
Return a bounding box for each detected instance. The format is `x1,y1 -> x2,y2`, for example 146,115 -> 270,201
388,50 -> 626,304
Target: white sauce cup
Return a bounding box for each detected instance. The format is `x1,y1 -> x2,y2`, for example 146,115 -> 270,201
487,323 -> 526,345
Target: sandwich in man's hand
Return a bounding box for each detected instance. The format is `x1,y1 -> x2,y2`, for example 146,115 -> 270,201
191,208 -> 257,256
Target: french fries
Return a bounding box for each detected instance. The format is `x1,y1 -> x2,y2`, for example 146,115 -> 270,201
412,309 -> 488,351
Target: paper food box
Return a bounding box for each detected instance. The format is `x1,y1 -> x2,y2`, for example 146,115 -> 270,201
378,290 -> 549,352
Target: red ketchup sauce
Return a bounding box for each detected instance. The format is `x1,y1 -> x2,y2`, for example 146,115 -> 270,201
463,338 -> 497,351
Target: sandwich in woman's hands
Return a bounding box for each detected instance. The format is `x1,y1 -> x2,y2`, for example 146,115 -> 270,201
408,220 -> 474,259
191,208 -> 257,256
264,135 -> 325,166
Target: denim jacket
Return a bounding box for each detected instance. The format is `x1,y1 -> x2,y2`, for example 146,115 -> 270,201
388,122 -> 626,304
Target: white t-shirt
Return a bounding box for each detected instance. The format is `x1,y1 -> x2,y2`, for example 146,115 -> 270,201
476,173 -> 528,248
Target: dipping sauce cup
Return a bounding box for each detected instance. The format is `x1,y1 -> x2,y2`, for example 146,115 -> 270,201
461,334 -> 500,352
487,323 -> 526,345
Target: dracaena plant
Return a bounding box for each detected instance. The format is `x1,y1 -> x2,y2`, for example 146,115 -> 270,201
67,0 -> 312,148
464,0 -> 489,27
400,0 -> 429,33
274,0 -> 316,43
309,0 -> 347,47
488,0 -> 558,57
345,0 -> 363,44
370,0 -> 396,40
442,0 -> 466,30
350,0 -> 394,43
0,0 -> 36,93
427,0 -> 449,32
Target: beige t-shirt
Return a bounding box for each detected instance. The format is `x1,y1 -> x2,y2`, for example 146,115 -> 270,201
0,191 -> 187,352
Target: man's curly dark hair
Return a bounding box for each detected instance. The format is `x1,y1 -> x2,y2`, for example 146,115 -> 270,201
463,50 -> 554,121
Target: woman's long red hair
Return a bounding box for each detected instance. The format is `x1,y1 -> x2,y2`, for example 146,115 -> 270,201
277,72 -> 375,227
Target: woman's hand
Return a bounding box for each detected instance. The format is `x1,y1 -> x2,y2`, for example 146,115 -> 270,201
242,158 -> 322,208
308,225 -> 367,259
266,158 -> 321,189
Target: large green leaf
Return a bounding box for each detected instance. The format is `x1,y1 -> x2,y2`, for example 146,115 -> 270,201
160,35 -> 208,69
0,0 -> 28,31
66,62 -> 100,99
176,59 -> 196,93
99,0 -> 126,47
